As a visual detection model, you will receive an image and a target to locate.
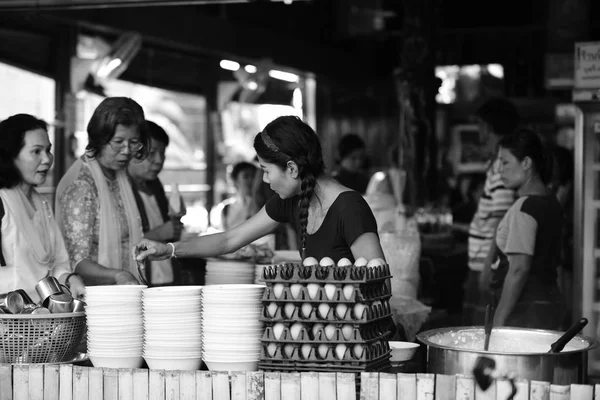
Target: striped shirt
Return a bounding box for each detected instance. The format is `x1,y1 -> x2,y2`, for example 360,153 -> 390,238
468,159 -> 516,271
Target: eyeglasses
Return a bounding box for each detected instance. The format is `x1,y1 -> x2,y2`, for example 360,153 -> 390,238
108,139 -> 144,153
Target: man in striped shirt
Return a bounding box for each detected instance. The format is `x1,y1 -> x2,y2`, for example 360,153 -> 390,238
463,97 -> 520,325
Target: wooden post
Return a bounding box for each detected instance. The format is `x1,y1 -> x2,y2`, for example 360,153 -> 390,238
549,384 -> 570,400
72,366 -> 89,400
361,372 -> 380,400
300,372 -> 318,400
318,373 -> 336,400
195,371 -> 212,400
397,373 -> 417,400
570,384 -> 593,400
0,364 -> 12,400
337,373 -> 356,400
132,368 -> 149,400
212,371 -> 231,400
417,373 -> 435,400
475,380 -> 495,400
455,374 -> 474,400
12,365 -> 28,400
595,384 -> 600,400
103,368 -> 119,400
179,370 -> 196,400
280,373 -> 300,400
231,371 -> 248,400
434,374 -> 455,400
149,369 -> 165,400
530,380 -> 550,400
44,364 -> 60,400
118,368 -> 134,400
28,364 -> 44,400
89,367 -> 104,400
246,371 -> 264,400
379,373 -> 397,400
264,372 -> 281,400
165,370 -> 180,400
59,364 -> 73,400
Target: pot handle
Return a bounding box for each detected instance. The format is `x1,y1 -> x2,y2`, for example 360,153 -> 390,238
549,318 -> 588,353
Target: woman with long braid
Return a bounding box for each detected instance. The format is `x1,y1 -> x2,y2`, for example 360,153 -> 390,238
133,116 -> 385,264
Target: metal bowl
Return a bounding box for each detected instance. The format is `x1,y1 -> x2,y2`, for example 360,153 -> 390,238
417,326 -> 599,384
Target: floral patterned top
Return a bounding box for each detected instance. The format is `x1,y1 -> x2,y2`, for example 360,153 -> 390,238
57,163 -> 131,270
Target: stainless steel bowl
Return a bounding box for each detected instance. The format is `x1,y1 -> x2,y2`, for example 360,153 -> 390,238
417,326 -> 599,384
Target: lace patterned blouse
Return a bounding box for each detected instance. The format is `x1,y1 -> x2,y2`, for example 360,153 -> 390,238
57,163 -> 131,270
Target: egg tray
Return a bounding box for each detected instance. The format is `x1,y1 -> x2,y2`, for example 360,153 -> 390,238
261,317 -> 395,345
261,280 -> 391,304
261,263 -> 391,284
260,298 -> 392,325
258,358 -> 391,374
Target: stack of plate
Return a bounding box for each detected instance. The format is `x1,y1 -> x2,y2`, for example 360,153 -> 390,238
205,259 -> 255,285
85,285 -> 146,368
201,284 -> 265,371
142,286 -> 203,370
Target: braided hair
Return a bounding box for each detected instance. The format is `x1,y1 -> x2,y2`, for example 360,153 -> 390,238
253,116 -> 325,259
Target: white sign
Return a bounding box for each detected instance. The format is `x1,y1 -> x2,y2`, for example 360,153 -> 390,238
575,42 -> 600,89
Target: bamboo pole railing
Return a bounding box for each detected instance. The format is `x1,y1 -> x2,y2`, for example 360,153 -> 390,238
0,364 -> 597,400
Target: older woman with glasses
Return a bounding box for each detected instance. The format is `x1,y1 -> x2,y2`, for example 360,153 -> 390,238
56,97 -> 150,286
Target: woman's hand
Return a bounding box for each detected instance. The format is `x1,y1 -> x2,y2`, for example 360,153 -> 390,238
114,270 -> 140,285
67,275 -> 86,299
133,239 -> 172,262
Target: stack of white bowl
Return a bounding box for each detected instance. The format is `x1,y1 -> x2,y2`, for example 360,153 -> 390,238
205,259 -> 255,285
202,284 -> 265,371
142,286 -> 203,370
85,285 -> 146,368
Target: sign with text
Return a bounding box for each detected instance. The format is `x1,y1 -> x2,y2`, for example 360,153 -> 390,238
575,42 -> 600,89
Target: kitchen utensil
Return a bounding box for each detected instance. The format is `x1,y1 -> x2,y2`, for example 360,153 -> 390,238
0,291 -> 24,314
71,299 -> 86,313
484,304 -> 493,351
46,293 -> 74,314
549,318 -> 588,353
14,289 -> 36,307
35,276 -> 68,303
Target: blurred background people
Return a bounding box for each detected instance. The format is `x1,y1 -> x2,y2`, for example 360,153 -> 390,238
56,97 -> 149,286
0,114 -> 85,301
332,133 -> 370,194
491,128 -> 564,329
129,120 -> 183,286
463,97 -> 520,325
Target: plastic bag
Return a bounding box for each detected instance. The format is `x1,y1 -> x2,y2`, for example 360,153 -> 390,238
391,295 -> 431,342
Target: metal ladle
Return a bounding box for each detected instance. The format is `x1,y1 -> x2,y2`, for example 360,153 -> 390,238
548,318 -> 588,353
484,304 -> 494,351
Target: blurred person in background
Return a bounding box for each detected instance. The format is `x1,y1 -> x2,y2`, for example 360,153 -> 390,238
211,161 -> 259,231
491,129 -> 564,329
0,114 -> 85,301
129,120 -> 184,286
463,97 -> 519,325
56,97 -> 149,286
332,133 -> 371,194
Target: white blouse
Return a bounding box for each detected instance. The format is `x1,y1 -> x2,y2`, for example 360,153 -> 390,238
139,192 -> 174,285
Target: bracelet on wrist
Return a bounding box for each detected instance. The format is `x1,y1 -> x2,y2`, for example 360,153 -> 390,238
167,242 -> 177,259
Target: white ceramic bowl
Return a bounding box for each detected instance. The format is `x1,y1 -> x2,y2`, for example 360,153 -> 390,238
389,341 -> 420,362
89,355 -> 144,368
144,356 -> 202,371
203,360 -> 258,372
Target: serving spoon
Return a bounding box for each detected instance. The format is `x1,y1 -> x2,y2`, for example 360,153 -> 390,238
548,318 -> 588,353
483,304 -> 493,351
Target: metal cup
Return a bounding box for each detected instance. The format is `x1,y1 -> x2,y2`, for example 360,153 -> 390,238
0,291 -> 25,314
71,299 -> 86,313
45,293 -> 73,314
20,305 -> 50,315
13,289 -> 36,307
35,276 -> 66,303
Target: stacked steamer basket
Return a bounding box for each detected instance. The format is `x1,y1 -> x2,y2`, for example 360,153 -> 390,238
259,257 -> 395,373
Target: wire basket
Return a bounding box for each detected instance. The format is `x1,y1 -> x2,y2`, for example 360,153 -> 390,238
0,312 -> 86,364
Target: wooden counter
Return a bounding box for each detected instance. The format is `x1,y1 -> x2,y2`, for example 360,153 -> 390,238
0,364 -> 597,400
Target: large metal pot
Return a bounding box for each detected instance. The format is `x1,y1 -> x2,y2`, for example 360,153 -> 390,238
417,326 -> 599,384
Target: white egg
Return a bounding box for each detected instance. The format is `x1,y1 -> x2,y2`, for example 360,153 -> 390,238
312,323 -> 324,339
318,303 -> 331,319
273,283 -> 284,299
354,257 -> 368,267
306,283 -> 320,300
337,257 -> 352,267
303,256 -> 318,266
319,257 -> 335,267
318,344 -> 329,358
342,284 -> 354,301
353,303 -> 367,320
267,342 -> 278,357
367,258 -> 385,268
266,302 -> 279,318
301,303 -> 313,319
335,344 -> 347,359
290,284 -> 303,300
284,344 -> 295,358
273,323 -> 285,340
284,303 -> 296,318
324,283 -> 337,301
341,324 -> 354,340
290,322 -> 303,340
353,344 -> 364,358
324,324 -> 336,340
335,303 -> 348,319
301,344 -> 312,359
